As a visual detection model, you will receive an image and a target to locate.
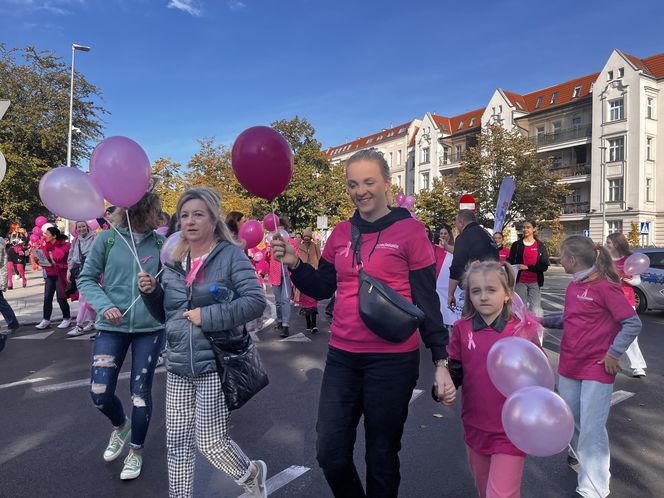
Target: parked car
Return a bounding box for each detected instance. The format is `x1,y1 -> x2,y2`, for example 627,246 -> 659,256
633,248 -> 664,313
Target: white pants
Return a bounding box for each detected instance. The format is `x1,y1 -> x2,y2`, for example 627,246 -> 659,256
166,371 -> 251,498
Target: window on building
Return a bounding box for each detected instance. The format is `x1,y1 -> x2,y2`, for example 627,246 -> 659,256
458,120 -> 465,130
618,67 -> 624,78
421,147 -> 430,164
608,137 -> 625,162
608,178 -> 624,202
646,178 -> 653,201
609,98 -> 624,121
553,121 -> 562,135
552,154 -> 562,169
572,86 -> 582,98
535,96 -> 542,108
516,101 -> 524,110
607,70 -> 614,81
536,126 -> 545,137
455,145 -> 463,161
550,91 -> 559,105
569,187 -> 581,203
366,138 -> 373,144
647,97 -> 655,119
572,117 -> 582,129
397,149 -> 402,165
647,137 -> 654,161
608,220 -> 623,234
376,135 -> 384,141
469,117 -> 476,127
388,151 -> 393,166
421,172 -> 430,191
443,147 -> 449,165
396,174 -> 402,188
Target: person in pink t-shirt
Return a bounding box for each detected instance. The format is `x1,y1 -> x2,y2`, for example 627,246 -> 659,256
271,149 -> 453,498
543,236 -> 641,498
493,231 -> 510,263
605,232 -> 647,377
446,261 -> 540,498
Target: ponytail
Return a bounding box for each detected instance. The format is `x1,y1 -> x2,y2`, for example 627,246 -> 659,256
560,236 -> 620,283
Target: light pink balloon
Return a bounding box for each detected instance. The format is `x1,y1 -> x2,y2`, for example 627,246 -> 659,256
263,213 -> 279,232
90,136 -> 151,208
487,336 -> 554,397
160,231 -> 181,265
624,253 -> 650,275
239,220 -> 264,250
502,386 -> 574,457
38,168 -> 106,221
87,219 -> 100,232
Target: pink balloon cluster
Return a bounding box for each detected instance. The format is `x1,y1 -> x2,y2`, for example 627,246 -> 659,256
38,136 -> 152,223
487,336 -> 573,456
395,193 -> 416,211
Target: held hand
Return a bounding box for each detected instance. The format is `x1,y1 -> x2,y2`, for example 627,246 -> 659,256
183,308 -> 202,326
103,307 -> 123,325
519,264 -> 529,270
598,354 -> 621,375
138,271 -> 157,294
66,272 -> 71,283
447,294 -> 456,311
434,366 -> 456,406
271,235 -> 299,268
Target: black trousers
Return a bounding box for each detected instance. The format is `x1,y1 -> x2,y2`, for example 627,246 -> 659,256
316,347 -> 419,498
43,275 -> 70,321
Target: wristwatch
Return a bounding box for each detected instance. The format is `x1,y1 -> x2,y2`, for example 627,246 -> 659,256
434,359 -> 449,369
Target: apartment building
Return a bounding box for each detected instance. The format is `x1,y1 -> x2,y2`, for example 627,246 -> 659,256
324,49 -> 664,244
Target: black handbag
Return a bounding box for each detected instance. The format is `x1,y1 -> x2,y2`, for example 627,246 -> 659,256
204,330 -> 269,411
351,224 -> 425,343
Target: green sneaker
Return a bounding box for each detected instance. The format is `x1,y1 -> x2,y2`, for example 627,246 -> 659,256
120,452 -> 142,480
103,419 -> 131,462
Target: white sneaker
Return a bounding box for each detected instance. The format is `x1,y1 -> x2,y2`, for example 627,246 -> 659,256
82,322 -> 96,332
67,326 -> 85,337
240,460 -> 267,497
57,319 -> 72,329
35,319 -> 51,330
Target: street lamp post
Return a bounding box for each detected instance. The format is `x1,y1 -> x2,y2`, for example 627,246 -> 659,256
599,144 -> 607,242
66,43 -> 91,168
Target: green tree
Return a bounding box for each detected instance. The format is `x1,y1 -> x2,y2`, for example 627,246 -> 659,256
627,222 -> 641,248
415,177 -> 457,230
456,124 -> 569,228
0,45 -> 107,229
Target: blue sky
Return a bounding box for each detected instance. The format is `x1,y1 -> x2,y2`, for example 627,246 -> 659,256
2,0 -> 664,167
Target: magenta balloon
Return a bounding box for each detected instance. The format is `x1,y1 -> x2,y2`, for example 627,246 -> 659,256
232,126 -> 293,201
160,231 -> 181,265
30,234 -> 39,243
403,195 -> 416,210
502,386 -> 574,457
487,337 -> 555,397
35,216 -> 48,228
262,213 -> 279,232
395,193 -> 406,206
239,220 -> 264,250
624,253 -> 650,275
38,167 -> 106,221
90,136 -> 152,208
32,226 -> 42,236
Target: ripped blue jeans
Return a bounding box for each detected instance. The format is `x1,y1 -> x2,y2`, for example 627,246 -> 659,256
90,329 -> 165,449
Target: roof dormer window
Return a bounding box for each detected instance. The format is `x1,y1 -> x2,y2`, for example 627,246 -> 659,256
618,67 -> 624,78
535,96 -> 543,109
458,120 -> 465,130
607,70 -> 614,81
515,101 -> 523,110
572,85 -> 581,98
469,117 -> 476,127
550,91 -> 558,105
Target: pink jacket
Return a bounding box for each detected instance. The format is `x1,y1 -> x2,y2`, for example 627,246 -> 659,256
43,239 -> 71,278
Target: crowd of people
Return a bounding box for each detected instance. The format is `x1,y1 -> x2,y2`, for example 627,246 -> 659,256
0,147 -> 649,498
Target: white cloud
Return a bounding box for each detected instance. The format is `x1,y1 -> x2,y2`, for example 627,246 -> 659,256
167,0 -> 201,16
228,0 -> 245,11
1,0 -> 85,15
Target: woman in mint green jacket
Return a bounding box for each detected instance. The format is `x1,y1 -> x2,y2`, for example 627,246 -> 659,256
77,192 -> 165,481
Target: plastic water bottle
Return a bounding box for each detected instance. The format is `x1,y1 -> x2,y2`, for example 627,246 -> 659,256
209,283 -> 234,303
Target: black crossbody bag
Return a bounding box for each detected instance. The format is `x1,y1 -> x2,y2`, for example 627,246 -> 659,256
351,224 -> 425,343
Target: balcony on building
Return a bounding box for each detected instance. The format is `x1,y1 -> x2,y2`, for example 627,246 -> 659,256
552,162 -> 591,184
532,123 -> 592,152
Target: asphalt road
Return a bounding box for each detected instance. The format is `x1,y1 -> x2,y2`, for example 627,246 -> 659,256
0,267 -> 662,497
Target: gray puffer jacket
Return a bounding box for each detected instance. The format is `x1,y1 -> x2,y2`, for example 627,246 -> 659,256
142,240 -> 266,378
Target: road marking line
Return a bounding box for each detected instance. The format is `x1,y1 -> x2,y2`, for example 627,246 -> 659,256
0,377 -> 52,390
409,389 -> 424,404
611,390 -> 635,406
279,332 -> 312,343
11,331 -> 54,340
238,465 -> 310,498
33,368 -> 167,393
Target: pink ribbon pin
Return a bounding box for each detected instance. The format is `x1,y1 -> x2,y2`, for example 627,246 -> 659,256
467,331 -> 476,350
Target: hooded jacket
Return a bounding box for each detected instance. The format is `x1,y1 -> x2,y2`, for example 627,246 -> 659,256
141,240 -> 266,378
67,231 -> 97,270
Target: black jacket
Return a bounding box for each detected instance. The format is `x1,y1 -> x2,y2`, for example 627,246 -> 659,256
507,238 -> 550,287
290,208 -> 448,361
449,222 -> 499,282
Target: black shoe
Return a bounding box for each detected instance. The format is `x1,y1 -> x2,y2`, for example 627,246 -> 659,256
312,327 -> 318,334
280,326 -> 289,338
0,334 -> 6,353
276,323 -> 283,330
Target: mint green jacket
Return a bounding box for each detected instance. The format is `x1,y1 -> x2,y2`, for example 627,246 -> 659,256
77,228 -> 164,333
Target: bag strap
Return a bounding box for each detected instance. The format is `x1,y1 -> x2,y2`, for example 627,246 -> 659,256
350,223 -> 363,268
103,230 -> 116,266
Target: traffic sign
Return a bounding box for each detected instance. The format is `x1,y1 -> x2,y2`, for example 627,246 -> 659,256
459,193 -> 476,211
583,229 -> 590,237
640,222 -> 650,235
316,215 -> 328,230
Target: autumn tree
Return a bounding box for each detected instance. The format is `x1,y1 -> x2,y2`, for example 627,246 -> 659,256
415,177 -> 457,231
627,222 -> 641,248
0,45 -> 107,230
152,158 -> 186,215
456,124 -> 569,228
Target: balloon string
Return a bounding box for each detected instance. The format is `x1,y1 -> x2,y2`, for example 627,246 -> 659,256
271,201 -> 289,292
567,444 -> 602,496
125,210 -> 144,272
104,218 -> 144,269
122,268 -> 164,317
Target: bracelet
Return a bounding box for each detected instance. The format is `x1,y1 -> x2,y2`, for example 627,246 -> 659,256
290,259 -> 301,271
434,359 -> 449,369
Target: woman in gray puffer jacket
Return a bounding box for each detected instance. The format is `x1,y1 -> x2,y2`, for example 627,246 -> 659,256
139,188 -> 268,498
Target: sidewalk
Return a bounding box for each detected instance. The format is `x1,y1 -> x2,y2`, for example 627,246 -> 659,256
3,269 -> 79,326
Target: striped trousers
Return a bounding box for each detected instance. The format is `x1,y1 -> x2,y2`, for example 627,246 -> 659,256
166,371 -> 252,498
